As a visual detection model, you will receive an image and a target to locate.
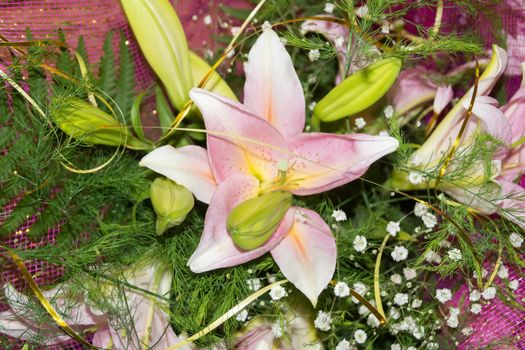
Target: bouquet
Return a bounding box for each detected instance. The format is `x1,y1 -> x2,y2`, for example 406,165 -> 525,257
1,1 -> 524,349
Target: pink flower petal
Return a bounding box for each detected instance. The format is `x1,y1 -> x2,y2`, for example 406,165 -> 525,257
190,88 -> 289,184
243,28 -> 305,138
188,172 -> 294,273
387,68 -> 437,115
433,85 -> 453,115
271,207 -> 336,307
140,145 -> 217,204
499,179 -> 525,229
285,133 -> 399,195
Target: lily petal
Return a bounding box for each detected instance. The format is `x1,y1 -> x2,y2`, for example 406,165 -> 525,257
286,133 -> 399,195
140,145 -> 217,204
433,85 -> 453,115
271,207 -> 336,307
243,28 -> 305,138
499,180 -> 525,229
190,88 -> 289,184
188,173 -> 294,273
387,68 -> 437,115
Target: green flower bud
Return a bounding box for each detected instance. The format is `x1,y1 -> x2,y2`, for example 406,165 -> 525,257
151,178 -> 194,235
51,97 -> 152,150
314,57 -> 402,122
227,191 -> 292,251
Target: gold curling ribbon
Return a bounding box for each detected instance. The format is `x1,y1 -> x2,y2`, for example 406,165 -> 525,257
373,234 -> 389,324
165,279 -> 288,350
4,249 -> 97,349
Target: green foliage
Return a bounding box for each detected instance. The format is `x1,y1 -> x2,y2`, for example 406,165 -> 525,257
115,32 -> 136,120
98,30 -> 117,100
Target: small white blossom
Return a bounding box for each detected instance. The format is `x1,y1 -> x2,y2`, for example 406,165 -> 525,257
231,26 -> 241,36
355,117 -> 366,129
407,347 -> 417,350
470,303 -> 482,314
482,286 -> 496,300
262,21 -> 272,31
308,49 -> 320,62
461,326 -> 474,336
391,344 -> 401,350
334,35 -> 345,48
351,283 -> 367,303
403,268 -> 417,280
389,307 -> 401,320
497,265 -> 509,279
203,15 -> 212,26
236,309 -> 248,322
367,313 -> 380,328
422,212 -> 437,229
271,321 -> 286,338
335,339 -> 351,350
446,314 -> 459,328
424,250 -> 442,264
247,278 -> 261,291
509,280 -> 519,291
427,342 -> 439,350
354,329 -> 367,344
309,101 -> 317,111
353,235 -> 368,252
381,21 -> 390,34
383,105 -> 394,119
390,274 -> 402,284
314,311 -> 332,331
269,285 -> 288,300
394,293 -> 409,306
334,281 -> 350,297
408,171 -> 424,185
469,289 -> 481,302
510,232 -> 523,247
387,221 -> 401,236
391,245 -> 409,262
324,2 -> 335,13
410,154 -> 423,166
435,288 -> 452,303
412,298 -> 423,308
447,248 -> 462,261
414,202 -> 428,217
358,304 -> 370,316
332,209 -> 347,222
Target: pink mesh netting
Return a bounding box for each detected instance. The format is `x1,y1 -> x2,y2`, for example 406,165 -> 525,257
1,1 -> 525,349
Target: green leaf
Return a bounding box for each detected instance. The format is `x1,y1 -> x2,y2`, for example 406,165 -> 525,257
220,5 -> 251,19
155,85 -> 174,135
131,92 -> 147,141
115,31 -> 136,120
76,36 -> 90,66
98,30 -> 116,100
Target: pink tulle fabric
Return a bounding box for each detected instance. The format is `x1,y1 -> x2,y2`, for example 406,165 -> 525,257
0,1 -> 525,348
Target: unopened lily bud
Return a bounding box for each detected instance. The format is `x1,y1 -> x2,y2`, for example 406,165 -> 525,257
51,97 -> 150,150
314,57 -> 402,122
151,178 -> 194,235
227,191 -> 292,251
121,0 -> 193,110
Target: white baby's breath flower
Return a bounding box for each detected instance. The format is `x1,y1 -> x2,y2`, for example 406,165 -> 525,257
391,246 -> 408,262
394,293 -> 409,306
355,117 -> 366,129
410,154 -> 423,166
446,314 -> 459,328
414,202 -> 428,217
381,21 -> 390,34
447,248 -> 462,261
389,307 -> 401,320
473,267 -> 488,280
367,313 -> 380,328
334,281 -> 350,298
470,303 -> 482,314
384,105 -> 394,119
482,286 -> 496,300
231,26 -> 241,35
334,35 -> 345,48
510,232 -> 523,247
435,288 -> 452,303
391,344 -> 401,350
309,101 -> 317,111
351,282 -> 367,303
390,273 -> 402,284
271,321 -> 286,338
497,265 -> 509,279
335,339 -> 351,350
461,326 -> 474,336
427,342 -> 439,350
408,171 -> 424,185
332,209 -> 347,222
236,309 -> 248,322
314,311 -> 332,331
407,347 -> 417,350
246,278 -> 261,291
424,250 -> 441,264
203,15 -> 212,26
354,329 -> 367,344
403,268 -> 417,280
353,235 -> 367,252
308,49 -> 320,62
411,298 -> 422,308
422,212 -> 437,229
324,2 -> 335,13
469,289 -> 481,302
386,221 -> 400,236
509,280 -> 519,291
269,285 -> 288,300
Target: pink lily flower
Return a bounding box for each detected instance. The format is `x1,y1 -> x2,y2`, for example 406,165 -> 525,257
140,28 -> 399,305
387,68 -> 438,116
0,262 -> 192,349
